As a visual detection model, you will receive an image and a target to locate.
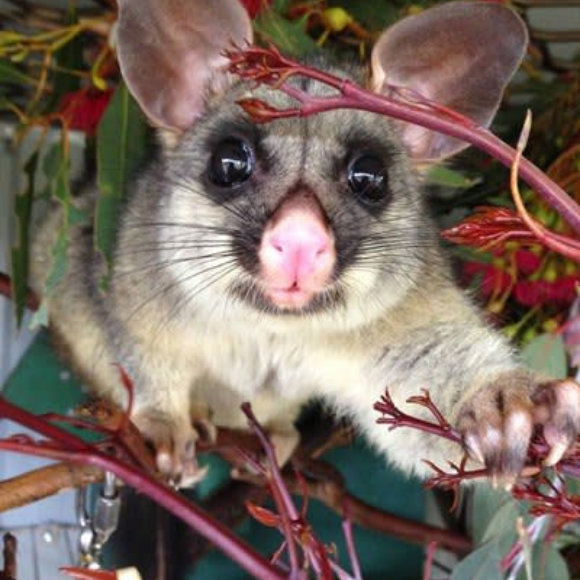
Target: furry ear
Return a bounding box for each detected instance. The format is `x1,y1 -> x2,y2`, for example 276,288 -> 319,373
370,1 -> 527,161
115,0 -> 253,131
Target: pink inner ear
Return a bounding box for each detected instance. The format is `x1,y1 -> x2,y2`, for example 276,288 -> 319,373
116,0 -> 253,131
370,1 -> 528,161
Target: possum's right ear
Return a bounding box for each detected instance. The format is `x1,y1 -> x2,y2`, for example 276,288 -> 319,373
370,1 -> 527,162
115,0 -> 253,132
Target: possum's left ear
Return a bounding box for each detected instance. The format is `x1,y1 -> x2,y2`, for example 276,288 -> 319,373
371,1 -> 527,161
115,0 -> 253,132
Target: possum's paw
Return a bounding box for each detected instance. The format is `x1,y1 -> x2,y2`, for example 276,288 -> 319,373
456,371 -> 580,487
132,409 -> 211,487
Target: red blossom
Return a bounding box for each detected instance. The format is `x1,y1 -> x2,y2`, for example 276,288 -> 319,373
462,261 -> 513,298
514,276 -> 579,307
240,0 -> 273,18
514,249 -> 542,275
463,259 -> 579,308
57,88 -> 113,136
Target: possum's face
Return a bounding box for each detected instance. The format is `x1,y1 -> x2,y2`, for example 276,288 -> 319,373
115,0 -> 527,328
158,80 -> 434,325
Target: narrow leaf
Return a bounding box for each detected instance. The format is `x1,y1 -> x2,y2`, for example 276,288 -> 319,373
0,59 -> 36,86
254,10 -> 318,56
427,165 -> 477,189
96,81 -> 147,282
41,139 -> 73,305
10,151 -> 39,325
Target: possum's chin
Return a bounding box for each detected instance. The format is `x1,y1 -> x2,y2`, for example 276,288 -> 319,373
229,280 -> 345,316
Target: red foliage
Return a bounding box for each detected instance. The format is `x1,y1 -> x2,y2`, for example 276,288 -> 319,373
441,206 -> 536,249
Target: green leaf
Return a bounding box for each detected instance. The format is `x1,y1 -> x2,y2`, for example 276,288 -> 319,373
30,301 -> 48,328
516,544 -> 570,580
451,541 -> 503,580
335,0 -> 400,30
472,484 -> 516,545
10,151 -> 39,326
0,59 -> 36,86
254,10 -> 318,56
481,501 -> 521,545
96,81 -> 147,281
272,0 -> 292,12
69,205 -> 90,226
522,333 -> 567,378
43,138 -> 72,298
45,227 -> 69,295
427,165 -> 478,189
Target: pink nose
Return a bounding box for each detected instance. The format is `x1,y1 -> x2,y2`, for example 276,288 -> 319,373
266,217 -> 332,283
259,195 -> 336,303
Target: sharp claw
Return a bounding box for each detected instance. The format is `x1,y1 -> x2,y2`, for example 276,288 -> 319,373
543,440 -> 569,467
465,434 -> 485,465
180,464 -> 209,487
157,450 -> 174,474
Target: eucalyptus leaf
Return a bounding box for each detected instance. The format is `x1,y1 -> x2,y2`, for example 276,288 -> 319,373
10,151 -> 39,326
0,59 -> 36,86
480,501 -> 521,546
516,544 -> 570,580
335,0 -> 400,30
254,9 -> 318,56
273,0 -> 291,12
427,165 -> 477,189
451,541 -> 503,580
471,484 -> 514,545
521,333 -> 568,378
45,228 -> 69,295
96,81 -> 147,281
43,138 -> 72,299
30,301 -> 49,328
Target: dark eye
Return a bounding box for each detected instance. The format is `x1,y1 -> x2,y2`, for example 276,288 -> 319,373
348,155 -> 387,205
209,138 -> 254,187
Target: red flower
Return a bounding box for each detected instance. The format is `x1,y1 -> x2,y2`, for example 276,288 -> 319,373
514,249 -> 542,276
463,260 -> 513,298
514,276 -> 579,307
58,88 -> 113,136
240,0 -> 273,18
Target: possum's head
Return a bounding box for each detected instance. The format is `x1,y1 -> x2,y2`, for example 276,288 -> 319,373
115,0 -> 527,330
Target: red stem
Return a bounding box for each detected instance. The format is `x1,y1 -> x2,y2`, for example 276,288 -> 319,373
341,515 -> 362,580
0,398 -> 284,580
241,403 -> 302,578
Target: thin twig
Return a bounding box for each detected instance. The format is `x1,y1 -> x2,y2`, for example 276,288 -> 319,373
509,111 -> 580,260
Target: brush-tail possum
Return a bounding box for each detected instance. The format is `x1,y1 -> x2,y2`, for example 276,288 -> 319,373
30,0 -> 580,487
